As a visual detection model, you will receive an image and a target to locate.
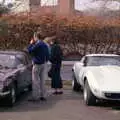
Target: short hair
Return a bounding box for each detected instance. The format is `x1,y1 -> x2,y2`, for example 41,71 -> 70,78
54,39 -> 59,44
34,31 -> 42,40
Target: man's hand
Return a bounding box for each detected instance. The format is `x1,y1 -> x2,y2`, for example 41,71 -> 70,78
30,39 -> 35,44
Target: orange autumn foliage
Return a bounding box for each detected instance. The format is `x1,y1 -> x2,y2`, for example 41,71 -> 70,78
0,13 -> 120,58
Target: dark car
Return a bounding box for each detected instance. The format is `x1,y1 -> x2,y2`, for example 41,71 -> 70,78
0,50 -> 32,106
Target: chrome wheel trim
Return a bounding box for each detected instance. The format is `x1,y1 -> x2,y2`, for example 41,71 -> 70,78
72,80 -> 74,88
11,87 -> 16,104
84,86 -> 87,102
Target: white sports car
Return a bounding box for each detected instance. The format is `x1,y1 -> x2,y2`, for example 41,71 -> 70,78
72,54 -> 120,106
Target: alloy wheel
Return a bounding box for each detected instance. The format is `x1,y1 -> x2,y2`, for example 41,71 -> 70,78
11,87 -> 16,104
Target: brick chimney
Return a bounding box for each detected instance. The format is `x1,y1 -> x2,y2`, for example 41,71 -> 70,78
58,0 -> 74,15
29,0 -> 41,6
29,0 -> 41,11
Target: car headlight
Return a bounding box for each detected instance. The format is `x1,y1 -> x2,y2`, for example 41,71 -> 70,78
0,79 -> 12,92
2,79 -> 12,92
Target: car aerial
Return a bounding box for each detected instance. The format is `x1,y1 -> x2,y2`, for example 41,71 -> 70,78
72,54 -> 120,106
0,50 -> 32,106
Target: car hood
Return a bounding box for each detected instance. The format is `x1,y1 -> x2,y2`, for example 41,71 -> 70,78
0,68 -> 16,82
87,66 -> 120,92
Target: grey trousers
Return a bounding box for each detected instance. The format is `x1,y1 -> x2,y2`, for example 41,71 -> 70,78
32,63 -> 47,99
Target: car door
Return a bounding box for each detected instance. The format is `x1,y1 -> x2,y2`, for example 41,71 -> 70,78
24,53 -> 32,86
78,56 -> 88,86
16,54 -> 28,91
74,57 -> 85,83
19,53 -> 32,88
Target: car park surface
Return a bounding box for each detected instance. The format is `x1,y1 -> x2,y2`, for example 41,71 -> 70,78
0,88 -> 120,120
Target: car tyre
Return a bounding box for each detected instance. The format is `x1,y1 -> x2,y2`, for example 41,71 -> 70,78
7,84 -> 16,107
28,84 -> 32,91
84,80 -> 96,106
72,72 -> 81,92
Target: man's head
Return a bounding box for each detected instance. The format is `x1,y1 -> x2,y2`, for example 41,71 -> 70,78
33,31 -> 42,41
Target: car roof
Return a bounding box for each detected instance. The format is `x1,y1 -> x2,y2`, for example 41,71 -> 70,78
86,54 -> 119,57
0,50 -> 28,55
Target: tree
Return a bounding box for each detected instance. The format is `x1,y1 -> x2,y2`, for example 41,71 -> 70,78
91,0 -> 120,17
92,0 -> 120,11
0,0 -> 10,16
0,4 -> 10,15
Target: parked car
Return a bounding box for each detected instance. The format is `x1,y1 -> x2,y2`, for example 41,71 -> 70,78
72,54 -> 120,106
0,50 -> 32,106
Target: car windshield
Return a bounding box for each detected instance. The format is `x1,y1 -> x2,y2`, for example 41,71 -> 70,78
0,54 -> 21,68
87,56 -> 120,66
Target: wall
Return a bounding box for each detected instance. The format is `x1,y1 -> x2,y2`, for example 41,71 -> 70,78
30,0 -> 75,15
58,0 -> 75,15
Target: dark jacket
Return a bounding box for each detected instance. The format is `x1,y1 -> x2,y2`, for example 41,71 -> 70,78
50,43 -> 63,66
28,40 -> 49,64
49,43 -> 63,88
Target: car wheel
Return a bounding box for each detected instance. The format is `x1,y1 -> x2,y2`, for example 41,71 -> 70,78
84,80 -> 96,106
72,72 -> 81,92
8,84 -> 16,107
28,84 -> 32,91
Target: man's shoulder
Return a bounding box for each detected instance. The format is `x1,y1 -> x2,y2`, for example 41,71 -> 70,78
38,41 -> 48,48
37,40 -> 44,45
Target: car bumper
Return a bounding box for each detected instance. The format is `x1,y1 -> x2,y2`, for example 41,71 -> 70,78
92,89 -> 120,101
101,92 -> 120,101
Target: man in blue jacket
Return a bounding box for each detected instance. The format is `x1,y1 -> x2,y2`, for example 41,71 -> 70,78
28,32 -> 49,101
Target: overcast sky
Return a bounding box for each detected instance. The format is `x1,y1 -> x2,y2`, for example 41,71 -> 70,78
0,0 -> 120,11
40,0 -> 120,10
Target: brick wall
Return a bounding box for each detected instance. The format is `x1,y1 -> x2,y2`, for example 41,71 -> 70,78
58,0 -> 75,15
29,0 -> 40,5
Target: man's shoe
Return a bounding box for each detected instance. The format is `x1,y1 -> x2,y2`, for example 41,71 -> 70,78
57,91 -> 63,95
40,97 -> 47,101
52,91 -> 57,95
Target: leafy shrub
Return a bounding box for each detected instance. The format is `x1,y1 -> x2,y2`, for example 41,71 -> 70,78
0,13 -> 120,58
